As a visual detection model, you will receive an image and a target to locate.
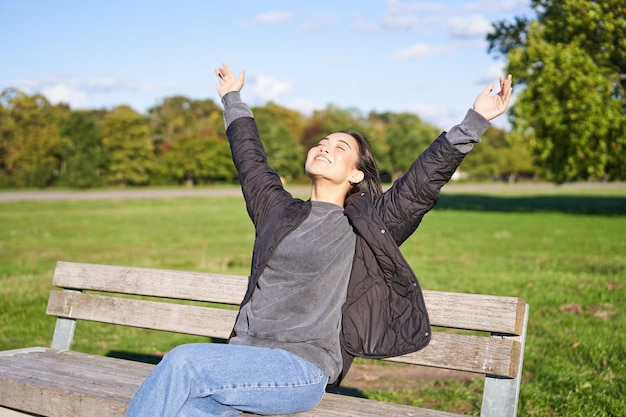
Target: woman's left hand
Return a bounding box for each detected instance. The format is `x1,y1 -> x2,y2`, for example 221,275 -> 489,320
215,62 -> 245,98
472,74 -> 513,121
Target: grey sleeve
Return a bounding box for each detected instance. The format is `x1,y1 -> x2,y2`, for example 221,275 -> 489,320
221,91 -> 253,129
445,108 -> 491,154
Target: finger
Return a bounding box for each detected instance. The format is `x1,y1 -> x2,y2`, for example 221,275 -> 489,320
222,61 -> 233,77
480,82 -> 494,97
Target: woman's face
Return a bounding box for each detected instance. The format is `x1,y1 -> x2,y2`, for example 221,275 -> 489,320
305,132 -> 364,186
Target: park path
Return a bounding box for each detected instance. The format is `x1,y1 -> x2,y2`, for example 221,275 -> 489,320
1,182 -> 623,203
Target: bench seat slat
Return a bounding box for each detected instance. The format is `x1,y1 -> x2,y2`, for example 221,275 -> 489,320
52,261 -> 526,335
249,393 -> 469,417
46,291 -> 520,378
0,349 -> 470,417
2,353 -> 149,391
0,349 -> 148,417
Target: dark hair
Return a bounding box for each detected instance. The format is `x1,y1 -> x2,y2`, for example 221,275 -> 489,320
342,130 -> 383,201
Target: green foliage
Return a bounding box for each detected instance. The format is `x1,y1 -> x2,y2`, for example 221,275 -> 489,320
102,105 -> 155,186
0,90 -> 70,187
460,127 -> 534,181
488,0 -> 626,183
147,96 -> 224,155
56,110 -> 107,188
302,105 -> 368,148
384,113 -> 440,178
253,104 -> 305,182
158,135 -> 236,185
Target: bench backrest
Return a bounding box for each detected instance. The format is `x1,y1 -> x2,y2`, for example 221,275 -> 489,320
46,261 -> 528,417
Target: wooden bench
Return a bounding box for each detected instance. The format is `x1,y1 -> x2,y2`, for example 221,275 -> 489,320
0,261 -> 528,417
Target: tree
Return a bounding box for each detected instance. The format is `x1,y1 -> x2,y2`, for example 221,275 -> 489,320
460,127 -> 534,181
253,104 -> 305,182
57,110 -> 107,188
147,96 -> 224,156
302,106 -> 367,148
159,134 -> 236,186
0,89 -> 69,187
102,105 -> 154,186
488,0 -> 626,182
384,113 -> 440,179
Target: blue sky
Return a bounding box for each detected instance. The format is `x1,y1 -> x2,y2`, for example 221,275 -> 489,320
1,0 -> 532,129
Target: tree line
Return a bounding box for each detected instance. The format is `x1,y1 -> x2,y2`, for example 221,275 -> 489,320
0,88 -> 530,189
1,0 -> 624,189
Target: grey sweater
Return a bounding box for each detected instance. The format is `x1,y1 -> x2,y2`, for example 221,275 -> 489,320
229,201 -> 355,382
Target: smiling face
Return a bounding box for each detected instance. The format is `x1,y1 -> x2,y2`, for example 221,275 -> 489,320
304,132 -> 364,188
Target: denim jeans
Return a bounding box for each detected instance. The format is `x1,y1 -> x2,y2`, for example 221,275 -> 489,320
124,343 -> 329,417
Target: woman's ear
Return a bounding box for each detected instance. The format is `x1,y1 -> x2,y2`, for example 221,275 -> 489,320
350,170 -> 364,184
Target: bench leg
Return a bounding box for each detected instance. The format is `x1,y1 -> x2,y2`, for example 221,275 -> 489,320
481,304 -> 529,417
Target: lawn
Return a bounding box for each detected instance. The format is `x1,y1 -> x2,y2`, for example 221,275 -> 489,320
1,183 -> 624,416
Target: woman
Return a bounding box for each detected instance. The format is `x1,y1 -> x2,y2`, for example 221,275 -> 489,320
125,62 -> 512,417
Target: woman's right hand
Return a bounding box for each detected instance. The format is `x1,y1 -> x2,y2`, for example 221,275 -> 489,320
215,62 -> 245,98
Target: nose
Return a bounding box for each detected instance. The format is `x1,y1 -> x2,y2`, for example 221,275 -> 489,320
320,146 -> 329,153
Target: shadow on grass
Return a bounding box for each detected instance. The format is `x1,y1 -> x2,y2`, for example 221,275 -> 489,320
436,194 -> 626,215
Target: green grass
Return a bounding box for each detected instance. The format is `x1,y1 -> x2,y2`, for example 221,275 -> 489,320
1,184 -> 624,416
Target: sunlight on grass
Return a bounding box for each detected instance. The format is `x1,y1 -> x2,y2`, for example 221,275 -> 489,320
1,185 -> 624,416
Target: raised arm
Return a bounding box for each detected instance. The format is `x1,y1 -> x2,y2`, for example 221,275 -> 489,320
376,75 -> 513,245
215,62 -> 292,228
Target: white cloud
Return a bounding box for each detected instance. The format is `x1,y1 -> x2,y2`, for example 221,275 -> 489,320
381,0 -> 447,31
299,14 -> 336,32
391,43 -> 451,61
447,14 -> 493,38
244,10 -> 294,27
406,102 -> 454,128
41,84 -> 90,108
285,97 -> 320,115
462,0 -> 531,14
250,74 -> 297,102
385,0 -> 447,15
17,75 -> 177,93
352,14 -> 378,31
13,75 -> 180,110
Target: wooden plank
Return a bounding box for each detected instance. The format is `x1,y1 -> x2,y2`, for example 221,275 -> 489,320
423,291 -> 526,335
0,349 -> 150,417
52,261 -> 247,305
0,406 -> 34,417
0,349 -> 151,395
242,392 -> 468,417
52,262 -> 526,334
46,292 -> 520,377
387,332 -> 521,378
0,349 -> 468,417
46,291 -> 237,340
0,376 -> 128,417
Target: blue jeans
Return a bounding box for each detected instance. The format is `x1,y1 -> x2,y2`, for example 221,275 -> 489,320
124,343 -> 329,417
